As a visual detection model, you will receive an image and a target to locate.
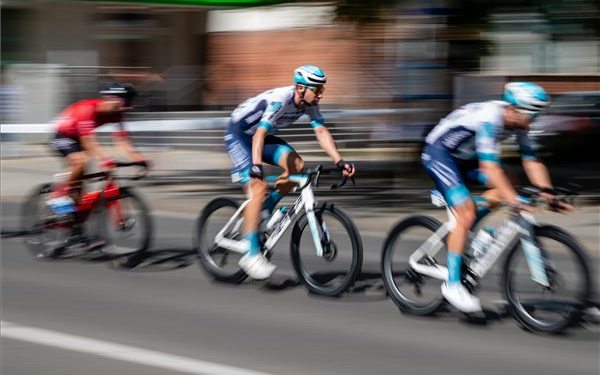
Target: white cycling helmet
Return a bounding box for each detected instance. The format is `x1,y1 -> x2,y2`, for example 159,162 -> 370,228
294,65 -> 327,86
502,82 -> 550,115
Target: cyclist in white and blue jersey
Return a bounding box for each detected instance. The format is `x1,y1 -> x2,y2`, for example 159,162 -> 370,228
225,65 -> 356,279
422,82 -> 572,313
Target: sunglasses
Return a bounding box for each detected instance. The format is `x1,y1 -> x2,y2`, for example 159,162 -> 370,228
305,85 -> 325,96
516,108 -> 540,120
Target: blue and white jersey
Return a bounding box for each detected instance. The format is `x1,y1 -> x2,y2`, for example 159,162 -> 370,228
425,101 -> 536,163
229,86 -> 324,136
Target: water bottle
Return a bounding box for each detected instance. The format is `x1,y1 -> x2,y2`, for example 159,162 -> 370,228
471,227 -> 495,259
266,206 -> 287,231
48,195 -> 76,215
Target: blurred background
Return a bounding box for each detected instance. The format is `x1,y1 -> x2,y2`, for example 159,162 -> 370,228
1,3 -> 599,374
1,0 -> 599,196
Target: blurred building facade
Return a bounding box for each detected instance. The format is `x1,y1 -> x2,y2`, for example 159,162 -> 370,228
1,0 -> 598,125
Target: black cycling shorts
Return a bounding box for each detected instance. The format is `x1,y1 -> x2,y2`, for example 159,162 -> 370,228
50,133 -> 83,157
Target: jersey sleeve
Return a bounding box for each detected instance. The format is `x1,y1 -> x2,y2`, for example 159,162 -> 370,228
258,100 -> 286,133
515,129 -> 537,160
75,103 -> 97,136
306,105 -> 325,129
475,122 -> 501,163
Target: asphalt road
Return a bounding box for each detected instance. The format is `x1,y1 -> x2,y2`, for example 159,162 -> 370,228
2,153 -> 599,375
3,199 -> 600,375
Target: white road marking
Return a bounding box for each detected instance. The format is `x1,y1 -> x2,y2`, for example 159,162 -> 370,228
1,321 -> 278,375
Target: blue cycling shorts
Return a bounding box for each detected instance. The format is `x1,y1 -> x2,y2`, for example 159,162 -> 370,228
422,144 -> 488,207
224,122 -> 294,184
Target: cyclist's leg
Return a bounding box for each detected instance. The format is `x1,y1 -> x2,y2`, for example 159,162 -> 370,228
464,167 -> 500,221
262,136 -> 298,212
49,134 -> 86,211
224,126 -> 264,250
224,125 -> 275,278
64,151 -> 88,201
422,145 -> 481,312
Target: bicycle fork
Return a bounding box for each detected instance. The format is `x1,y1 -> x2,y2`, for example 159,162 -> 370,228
105,186 -> 127,230
302,185 -> 327,258
517,213 -> 550,287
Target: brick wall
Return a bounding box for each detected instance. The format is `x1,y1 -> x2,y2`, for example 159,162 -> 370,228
204,27 -> 364,108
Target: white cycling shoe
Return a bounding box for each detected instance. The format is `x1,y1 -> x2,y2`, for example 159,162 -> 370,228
441,282 -> 482,313
239,253 -> 277,280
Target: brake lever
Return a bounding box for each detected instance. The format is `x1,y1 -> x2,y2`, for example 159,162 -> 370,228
132,170 -> 148,181
330,176 -> 347,189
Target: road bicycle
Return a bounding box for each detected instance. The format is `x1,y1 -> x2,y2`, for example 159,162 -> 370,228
195,165 -> 363,296
22,161 -> 152,262
381,186 -> 592,333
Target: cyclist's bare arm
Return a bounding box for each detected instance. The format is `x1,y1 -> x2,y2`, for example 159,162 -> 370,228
479,160 -> 521,205
522,159 -> 552,189
80,134 -> 111,161
522,159 -> 573,212
113,133 -> 145,161
314,126 -> 356,177
251,127 -> 268,166
314,126 -> 342,163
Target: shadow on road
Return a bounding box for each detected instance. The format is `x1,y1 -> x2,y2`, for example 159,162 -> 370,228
110,248 -> 195,271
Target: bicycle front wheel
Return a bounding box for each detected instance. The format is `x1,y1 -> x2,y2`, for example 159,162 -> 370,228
290,204 -> 362,296
100,187 -> 152,257
195,197 -> 248,284
503,225 -> 591,333
381,216 -> 446,315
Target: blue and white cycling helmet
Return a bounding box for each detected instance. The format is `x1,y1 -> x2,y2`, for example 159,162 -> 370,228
502,82 -> 550,116
294,65 -> 327,86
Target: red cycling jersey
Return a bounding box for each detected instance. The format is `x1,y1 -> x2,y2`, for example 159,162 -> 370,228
54,99 -> 126,138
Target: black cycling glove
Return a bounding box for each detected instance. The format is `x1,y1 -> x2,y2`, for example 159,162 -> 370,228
336,159 -> 355,175
250,164 -> 265,180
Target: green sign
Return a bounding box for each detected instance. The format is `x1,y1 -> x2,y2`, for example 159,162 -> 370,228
9,0 -> 286,6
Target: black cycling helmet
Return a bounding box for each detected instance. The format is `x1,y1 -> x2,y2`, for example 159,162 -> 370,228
100,83 -> 137,107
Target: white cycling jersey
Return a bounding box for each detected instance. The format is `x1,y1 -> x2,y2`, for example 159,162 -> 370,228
230,86 -> 324,136
425,100 -> 536,162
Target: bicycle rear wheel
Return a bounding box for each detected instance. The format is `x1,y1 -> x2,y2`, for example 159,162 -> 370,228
503,225 -> 591,333
381,216 -> 446,315
22,183 -> 71,259
290,203 -> 362,296
101,187 -> 152,261
195,197 -> 248,284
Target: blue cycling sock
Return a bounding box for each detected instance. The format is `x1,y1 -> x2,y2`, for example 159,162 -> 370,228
245,231 -> 261,256
263,190 -> 284,214
447,251 -> 462,284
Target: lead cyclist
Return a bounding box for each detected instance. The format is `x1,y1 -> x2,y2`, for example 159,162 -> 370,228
224,65 -> 356,280
421,82 -> 573,313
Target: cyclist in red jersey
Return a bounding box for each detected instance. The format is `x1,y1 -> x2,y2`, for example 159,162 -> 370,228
48,83 -> 148,214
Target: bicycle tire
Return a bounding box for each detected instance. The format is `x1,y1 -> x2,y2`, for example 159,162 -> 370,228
101,187 -> 153,262
290,203 -> 363,296
381,215 -> 446,315
195,197 -> 248,284
503,225 -> 591,333
21,183 -> 72,259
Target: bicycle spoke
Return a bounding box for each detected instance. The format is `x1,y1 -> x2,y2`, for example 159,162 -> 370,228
196,198 -> 247,284
381,216 -> 446,315
504,225 -> 591,332
291,205 -> 362,296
